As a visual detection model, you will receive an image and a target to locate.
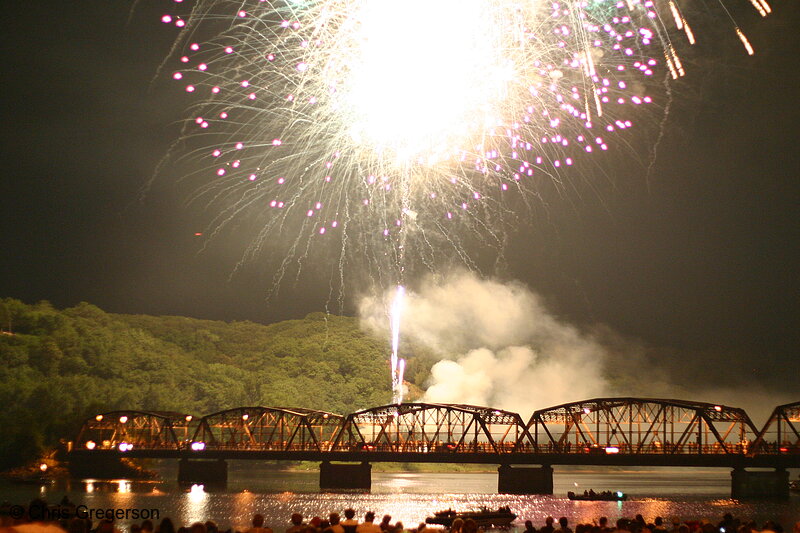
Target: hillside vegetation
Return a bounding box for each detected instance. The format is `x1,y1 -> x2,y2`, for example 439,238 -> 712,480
0,298 -> 436,470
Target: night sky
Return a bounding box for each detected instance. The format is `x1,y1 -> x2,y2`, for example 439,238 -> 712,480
1,2 -> 798,389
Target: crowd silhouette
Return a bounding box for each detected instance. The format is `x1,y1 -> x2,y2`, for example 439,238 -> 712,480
1,502 -> 799,533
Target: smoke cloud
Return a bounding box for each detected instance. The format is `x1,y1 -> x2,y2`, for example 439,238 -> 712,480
358,271 -> 795,424
359,272 -> 609,416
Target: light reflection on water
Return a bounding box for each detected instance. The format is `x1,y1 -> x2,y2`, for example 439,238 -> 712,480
2,468 -> 797,533
184,484 -> 210,526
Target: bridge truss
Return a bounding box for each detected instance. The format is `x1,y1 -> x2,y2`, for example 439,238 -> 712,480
525,398 -> 760,454
69,399 -> 798,463
330,403 -> 532,453
75,410 -> 194,451
191,407 -> 343,451
751,401 -> 800,454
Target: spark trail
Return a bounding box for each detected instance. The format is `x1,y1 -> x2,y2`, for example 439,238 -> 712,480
389,285 -> 406,404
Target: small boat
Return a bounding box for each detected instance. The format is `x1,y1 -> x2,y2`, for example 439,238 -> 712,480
425,507 -> 517,528
568,490 -> 628,501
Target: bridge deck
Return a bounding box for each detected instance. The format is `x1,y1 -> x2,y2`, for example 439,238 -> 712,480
67,449 -> 800,468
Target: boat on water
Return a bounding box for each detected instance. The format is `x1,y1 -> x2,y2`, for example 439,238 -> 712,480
568,490 -> 628,501
425,507 -> 517,528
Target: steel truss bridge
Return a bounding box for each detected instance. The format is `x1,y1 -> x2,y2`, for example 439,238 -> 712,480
69,398 -> 799,468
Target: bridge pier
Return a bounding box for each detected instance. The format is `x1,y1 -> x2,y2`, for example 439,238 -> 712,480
178,459 -> 228,485
319,461 -> 371,491
731,468 -> 789,500
497,464 -> 553,494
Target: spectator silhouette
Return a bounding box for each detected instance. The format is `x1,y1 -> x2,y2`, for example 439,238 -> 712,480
341,510 -> 358,533
247,515 -> 273,533
287,514 -> 305,533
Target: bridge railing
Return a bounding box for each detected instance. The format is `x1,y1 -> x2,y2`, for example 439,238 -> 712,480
513,442 -> 752,454
76,439 -> 764,455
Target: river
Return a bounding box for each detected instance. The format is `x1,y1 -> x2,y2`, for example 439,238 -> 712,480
2,466 -> 798,532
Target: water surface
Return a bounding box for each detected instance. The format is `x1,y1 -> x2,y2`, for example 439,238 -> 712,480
3,466 -> 798,532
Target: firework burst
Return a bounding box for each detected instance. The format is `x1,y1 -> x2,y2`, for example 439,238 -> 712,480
158,0 -> 768,288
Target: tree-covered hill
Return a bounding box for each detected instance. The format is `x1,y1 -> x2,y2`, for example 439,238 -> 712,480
0,298 -> 422,470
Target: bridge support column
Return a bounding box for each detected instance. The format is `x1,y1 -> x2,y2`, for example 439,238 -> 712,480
731,468 -> 789,499
498,465 -> 553,494
319,461 -> 371,491
178,459 -> 228,485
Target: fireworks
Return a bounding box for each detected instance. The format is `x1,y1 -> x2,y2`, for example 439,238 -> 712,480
157,0 -> 771,405
158,0 -> 769,282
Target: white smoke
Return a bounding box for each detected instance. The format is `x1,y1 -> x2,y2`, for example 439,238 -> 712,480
359,271 -> 797,425
358,272 -> 608,416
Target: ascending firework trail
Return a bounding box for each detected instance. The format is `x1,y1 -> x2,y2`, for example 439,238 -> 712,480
389,285 -> 406,404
